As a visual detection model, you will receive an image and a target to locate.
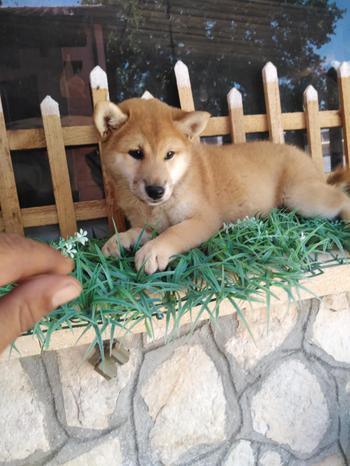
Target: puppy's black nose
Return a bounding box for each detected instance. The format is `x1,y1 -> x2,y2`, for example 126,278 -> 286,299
145,185 -> 165,200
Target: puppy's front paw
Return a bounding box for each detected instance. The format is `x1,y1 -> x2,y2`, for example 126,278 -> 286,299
102,234 -> 122,257
135,239 -> 172,274
102,230 -> 140,257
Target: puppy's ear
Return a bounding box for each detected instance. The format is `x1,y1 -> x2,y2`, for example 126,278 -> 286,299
93,101 -> 128,139
173,110 -> 211,139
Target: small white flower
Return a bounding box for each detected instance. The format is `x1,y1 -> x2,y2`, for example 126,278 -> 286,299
64,243 -> 77,258
76,229 -> 89,245
223,222 -> 236,233
55,229 -> 88,258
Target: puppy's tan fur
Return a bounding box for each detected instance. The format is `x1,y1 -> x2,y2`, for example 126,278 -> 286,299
94,98 -> 350,274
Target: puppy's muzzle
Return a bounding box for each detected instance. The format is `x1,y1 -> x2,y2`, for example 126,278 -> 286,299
145,185 -> 165,201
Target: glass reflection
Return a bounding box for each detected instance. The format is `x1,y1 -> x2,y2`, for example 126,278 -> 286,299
1,0 -> 347,116
0,0 -> 348,236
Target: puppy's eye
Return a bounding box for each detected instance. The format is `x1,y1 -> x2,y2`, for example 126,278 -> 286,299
128,149 -> 144,160
165,151 -> 175,161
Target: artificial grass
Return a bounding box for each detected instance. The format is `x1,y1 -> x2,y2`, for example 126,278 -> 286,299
2,209 -> 350,354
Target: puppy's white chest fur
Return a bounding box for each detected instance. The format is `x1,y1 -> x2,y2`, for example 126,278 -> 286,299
166,196 -> 194,225
148,207 -> 170,233
149,197 -> 194,233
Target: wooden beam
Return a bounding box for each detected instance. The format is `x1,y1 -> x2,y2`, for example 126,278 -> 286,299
174,60 -> 196,111
7,125 -> 98,151
304,85 -> 323,173
0,96 -> 23,234
227,88 -> 246,143
4,110 -> 343,150
337,62 -> 350,165
90,66 -> 126,232
262,62 -> 284,143
40,96 -> 77,237
0,200 -> 106,230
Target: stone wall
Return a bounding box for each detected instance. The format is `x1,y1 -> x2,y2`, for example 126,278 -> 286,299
1,294 -> 350,466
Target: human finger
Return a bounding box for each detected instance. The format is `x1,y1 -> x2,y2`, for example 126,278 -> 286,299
0,234 -> 74,287
0,274 -> 81,353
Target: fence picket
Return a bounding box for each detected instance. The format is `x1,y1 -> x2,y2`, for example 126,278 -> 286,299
337,62 -> 350,166
174,60 -> 196,112
227,88 -> 246,143
141,90 -> 154,99
0,96 -> 24,234
90,66 -> 126,232
262,62 -> 284,144
174,60 -> 202,143
40,96 -> 77,237
303,85 -> 323,173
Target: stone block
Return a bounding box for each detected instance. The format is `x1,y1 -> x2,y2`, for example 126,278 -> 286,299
141,344 -> 227,465
0,359 -> 50,461
223,440 -> 255,466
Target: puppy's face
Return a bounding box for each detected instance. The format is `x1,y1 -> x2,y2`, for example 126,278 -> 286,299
94,98 -> 210,206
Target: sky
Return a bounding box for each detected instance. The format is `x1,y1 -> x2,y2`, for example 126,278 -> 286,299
318,0 -> 350,66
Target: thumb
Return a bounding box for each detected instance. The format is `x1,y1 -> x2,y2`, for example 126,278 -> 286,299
0,274 -> 81,353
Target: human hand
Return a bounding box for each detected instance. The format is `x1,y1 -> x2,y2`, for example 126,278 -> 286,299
0,234 -> 82,353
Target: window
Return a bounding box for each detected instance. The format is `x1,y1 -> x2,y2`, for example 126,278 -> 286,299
0,0 -> 348,237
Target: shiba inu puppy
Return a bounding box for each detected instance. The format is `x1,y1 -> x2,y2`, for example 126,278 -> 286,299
94,98 -> 350,274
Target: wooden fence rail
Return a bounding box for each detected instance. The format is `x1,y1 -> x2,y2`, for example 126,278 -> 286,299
0,60 -> 349,236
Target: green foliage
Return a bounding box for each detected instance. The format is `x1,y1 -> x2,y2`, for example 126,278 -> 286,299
2,210 -> 350,353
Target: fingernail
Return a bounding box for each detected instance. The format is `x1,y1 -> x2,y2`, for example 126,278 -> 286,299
52,282 -> 82,308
